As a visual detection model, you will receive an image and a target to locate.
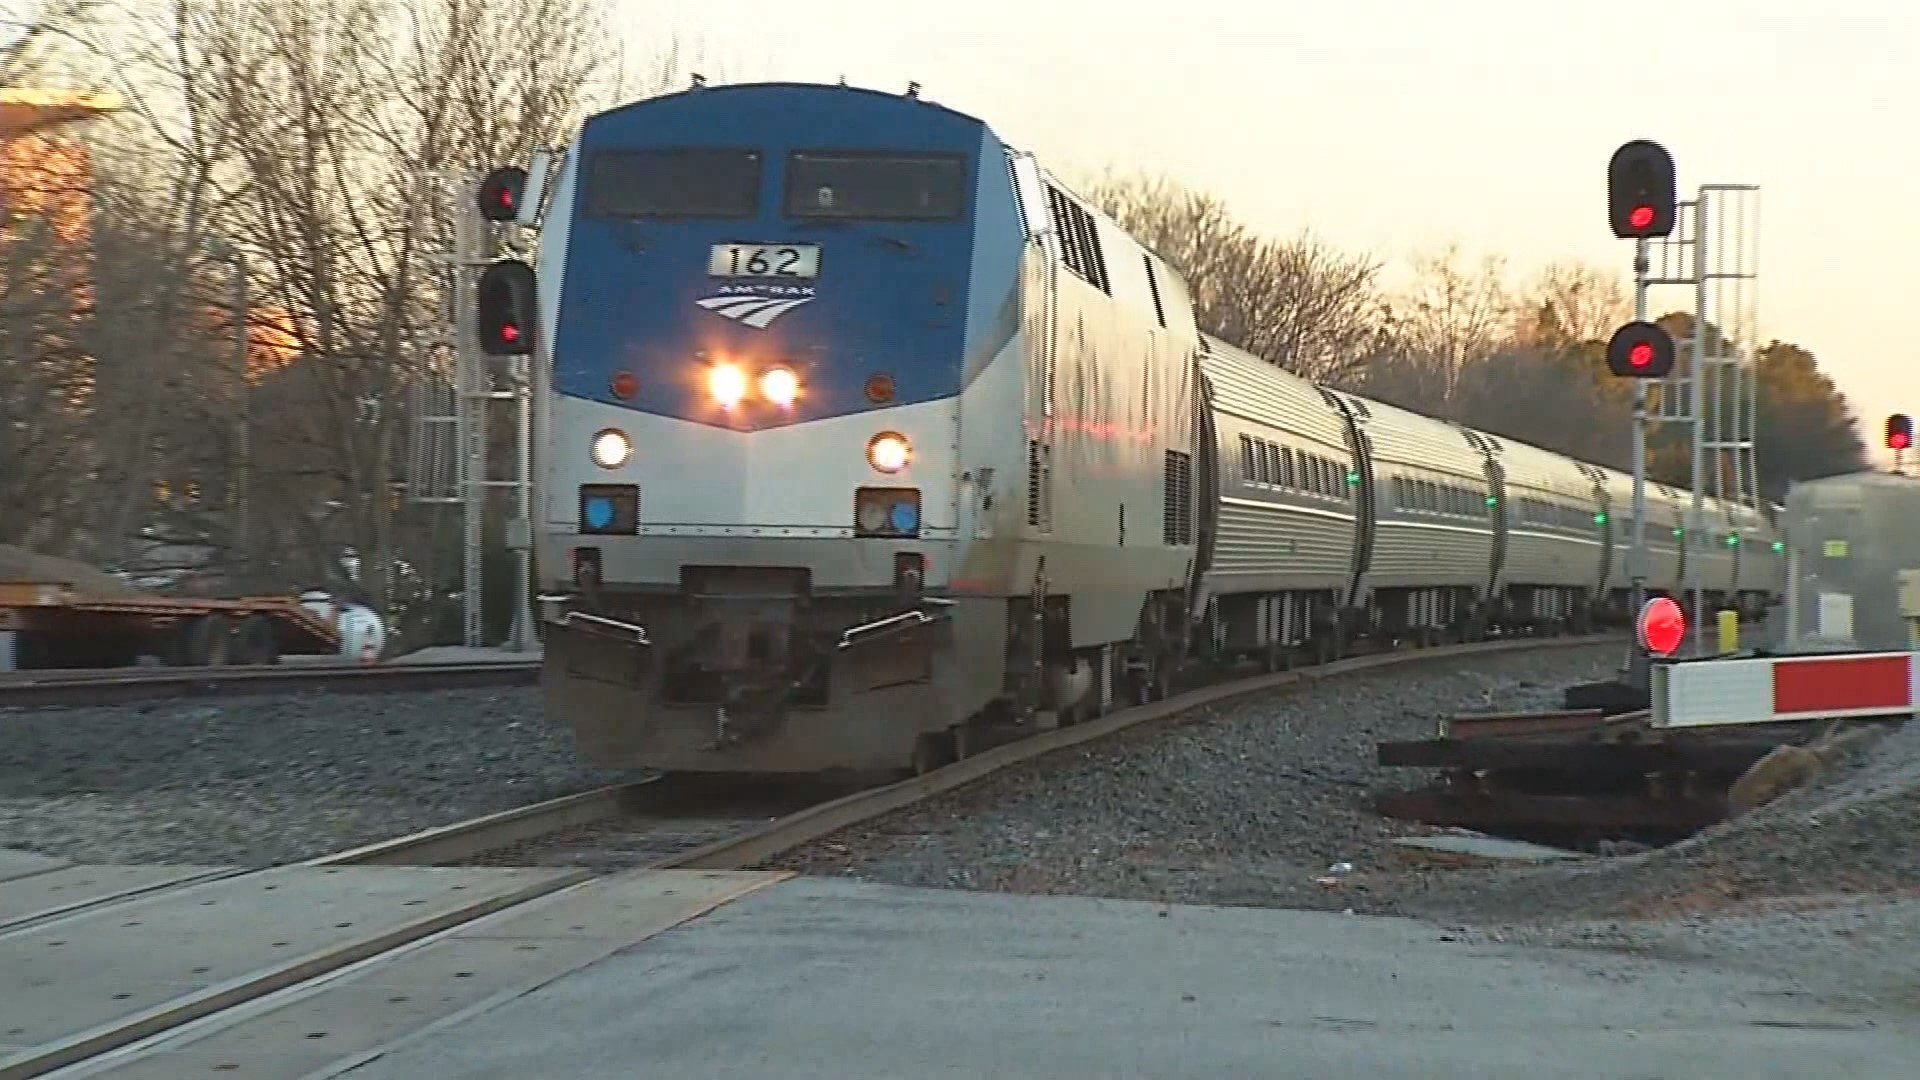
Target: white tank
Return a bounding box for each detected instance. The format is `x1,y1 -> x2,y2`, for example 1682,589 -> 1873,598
338,604 -> 387,664
297,590 -> 387,663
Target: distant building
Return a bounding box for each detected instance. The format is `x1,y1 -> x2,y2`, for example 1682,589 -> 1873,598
0,86 -> 120,250
0,87 -> 121,394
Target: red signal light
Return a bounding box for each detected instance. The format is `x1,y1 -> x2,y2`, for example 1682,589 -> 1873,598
477,166 -> 529,223
1637,596 -> 1685,657
1894,431 -> 1911,451
1606,321 -> 1674,378
476,258 -> 536,356
1628,205 -> 1654,229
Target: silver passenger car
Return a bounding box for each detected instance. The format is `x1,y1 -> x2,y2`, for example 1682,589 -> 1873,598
1597,467 -> 1686,600
1475,432 -> 1608,628
1195,336 -> 1358,660
1691,495 -> 1739,597
1330,390 -> 1495,636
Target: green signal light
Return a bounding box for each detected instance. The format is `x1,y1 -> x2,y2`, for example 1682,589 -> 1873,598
1772,541 -> 1785,553
1345,471 -> 1360,486
1594,512 -> 1607,525
1485,496 -> 1498,507
1726,533 -> 1739,547
1673,528 -> 1684,537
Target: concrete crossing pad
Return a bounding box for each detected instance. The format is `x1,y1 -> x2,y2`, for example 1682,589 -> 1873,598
0,864 -> 584,1079
0,849 -> 65,885
59,870 -> 788,1079
0,865 -> 232,932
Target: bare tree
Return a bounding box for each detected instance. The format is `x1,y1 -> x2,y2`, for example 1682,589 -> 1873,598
1509,260 -> 1630,348
1381,244 -> 1515,405
0,0 -> 103,82
85,0 -> 619,607
1089,170 -> 1389,383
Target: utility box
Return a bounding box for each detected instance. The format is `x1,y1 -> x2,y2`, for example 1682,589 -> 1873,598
1781,470 -> 1920,652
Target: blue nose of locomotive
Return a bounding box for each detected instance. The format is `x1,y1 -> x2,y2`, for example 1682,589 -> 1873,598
551,82 -> 1016,433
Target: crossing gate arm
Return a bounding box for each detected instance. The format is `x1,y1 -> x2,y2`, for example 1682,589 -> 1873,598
1652,650 -> 1919,728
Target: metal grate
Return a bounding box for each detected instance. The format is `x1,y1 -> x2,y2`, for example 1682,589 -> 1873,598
1044,184 -> 1110,294
1141,252 -> 1167,328
1027,440 -> 1051,529
1163,449 -> 1193,545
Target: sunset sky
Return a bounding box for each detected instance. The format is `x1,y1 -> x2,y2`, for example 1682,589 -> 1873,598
626,0 -> 1917,459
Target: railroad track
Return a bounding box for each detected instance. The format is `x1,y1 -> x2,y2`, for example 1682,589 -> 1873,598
0,660 -> 541,709
0,632 -> 1613,1079
321,633 -> 1621,871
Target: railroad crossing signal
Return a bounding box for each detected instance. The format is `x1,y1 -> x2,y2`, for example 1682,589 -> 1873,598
477,167 -> 528,223
1605,320 -> 1676,378
1638,596 -> 1686,657
1886,414 -> 1912,451
1608,140 -> 1676,239
475,259 -> 537,355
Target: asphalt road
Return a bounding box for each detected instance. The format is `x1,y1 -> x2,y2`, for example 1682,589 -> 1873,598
345,877 -> 1918,1080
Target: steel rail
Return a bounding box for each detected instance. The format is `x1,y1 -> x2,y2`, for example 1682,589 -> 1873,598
334,634 -> 1622,871
0,661 -> 541,709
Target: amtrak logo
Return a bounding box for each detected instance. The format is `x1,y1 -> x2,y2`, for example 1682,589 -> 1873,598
695,284 -> 816,330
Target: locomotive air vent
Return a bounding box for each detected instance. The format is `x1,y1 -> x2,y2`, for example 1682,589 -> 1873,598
1027,440 -> 1052,530
1163,450 -> 1194,546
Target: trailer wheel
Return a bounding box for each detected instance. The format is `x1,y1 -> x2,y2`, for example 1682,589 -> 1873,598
172,615 -> 231,667
232,615 -> 280,666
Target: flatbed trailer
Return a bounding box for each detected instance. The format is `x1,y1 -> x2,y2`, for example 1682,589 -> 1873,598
0,581 -> 343,670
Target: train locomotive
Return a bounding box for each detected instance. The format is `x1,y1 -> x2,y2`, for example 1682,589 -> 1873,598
525,81 -> 1786,776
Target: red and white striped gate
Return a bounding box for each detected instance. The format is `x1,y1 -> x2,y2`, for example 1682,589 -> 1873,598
1652,651 -> 1920,729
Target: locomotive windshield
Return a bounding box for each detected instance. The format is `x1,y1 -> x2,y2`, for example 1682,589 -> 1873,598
783,151 -> 967,221
581,147 -> 762,219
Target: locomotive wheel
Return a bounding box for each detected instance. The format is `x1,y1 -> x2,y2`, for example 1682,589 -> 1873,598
1124,658 -> 1167,705
1313,627 -> 1345,665
911,731 -> 956,775
1148,657 -> 1174,701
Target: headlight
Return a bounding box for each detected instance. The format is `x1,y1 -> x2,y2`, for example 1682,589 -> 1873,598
591,428 -> 631,469
760,367 -> 800,408
867,431 -> 911,473
707,363 -> 747,408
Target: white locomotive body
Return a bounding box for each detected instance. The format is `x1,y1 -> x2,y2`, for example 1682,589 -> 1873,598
526,82 -> 1788,775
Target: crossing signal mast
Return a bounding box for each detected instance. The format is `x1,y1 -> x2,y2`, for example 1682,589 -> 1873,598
466,164 -> 547,652
1603,139 -> 1764,664
404,159 -> 554,652
1606,139 -> 1679,688
475,167 -> 537,357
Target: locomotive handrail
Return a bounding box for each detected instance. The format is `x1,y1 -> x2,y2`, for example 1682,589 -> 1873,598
839,605 -> 951,651
559,611 -> 652,646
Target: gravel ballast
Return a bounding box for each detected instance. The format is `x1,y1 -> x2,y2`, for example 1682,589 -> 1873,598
775,643 -> 1625,913
775,639 -> 1920,938
0,687 -> 631,865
